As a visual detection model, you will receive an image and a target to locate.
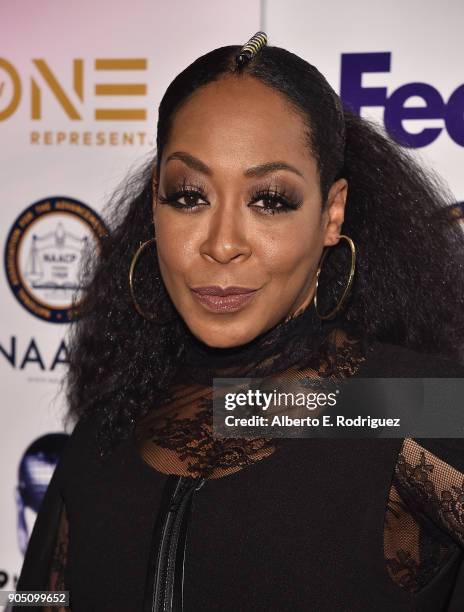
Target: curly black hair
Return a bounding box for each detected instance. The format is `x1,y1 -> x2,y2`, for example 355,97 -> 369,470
61,44 -> 464,452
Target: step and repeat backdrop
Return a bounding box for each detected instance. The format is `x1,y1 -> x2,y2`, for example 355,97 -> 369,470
1,0 -> 462,589
0,0 -> 262,589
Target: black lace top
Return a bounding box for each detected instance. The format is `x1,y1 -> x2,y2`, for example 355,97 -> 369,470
16,304 -> 464,611
134,304 -> 367,480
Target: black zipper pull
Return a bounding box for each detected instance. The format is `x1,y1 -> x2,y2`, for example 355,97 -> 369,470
194,477 -> 206,492
169,478 -> 194,512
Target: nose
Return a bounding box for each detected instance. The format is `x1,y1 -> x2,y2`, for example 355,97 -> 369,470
200,199 -> 252,265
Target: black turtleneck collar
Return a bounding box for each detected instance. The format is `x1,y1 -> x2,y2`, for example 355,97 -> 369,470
177,303 -> 344,384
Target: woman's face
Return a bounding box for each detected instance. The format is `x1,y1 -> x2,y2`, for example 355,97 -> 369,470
154,74 -> 347,348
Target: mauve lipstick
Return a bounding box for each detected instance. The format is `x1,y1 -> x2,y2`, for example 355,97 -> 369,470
190,285 -> 259,313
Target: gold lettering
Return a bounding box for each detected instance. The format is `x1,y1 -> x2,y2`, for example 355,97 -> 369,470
0,58 -> 22,120
6,229 -> 21,284
31,78 -> 40,119
27,129 -> 149,146
95,84 -> 146,95
74,59 -> 84,100
32,59 -> 82,120
95,59 -> 147,70
19,211 -> 34,228
35,202 -> 51,213
95,108 -> 146,120
53,201 -> 106,236
94,58 -> 147,121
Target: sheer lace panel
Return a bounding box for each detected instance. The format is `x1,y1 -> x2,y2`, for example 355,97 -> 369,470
43,504 -> 70,612
135,326 -> 367,480
384,437 -> 464,593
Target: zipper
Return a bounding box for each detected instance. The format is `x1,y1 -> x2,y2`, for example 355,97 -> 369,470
151,475 -> 206,612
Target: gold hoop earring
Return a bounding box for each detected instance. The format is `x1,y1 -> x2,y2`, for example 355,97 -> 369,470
128,237 -> 176,324
313,234 -> 356,320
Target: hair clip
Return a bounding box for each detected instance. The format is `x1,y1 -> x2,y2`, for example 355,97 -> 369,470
235,31 -> 267,69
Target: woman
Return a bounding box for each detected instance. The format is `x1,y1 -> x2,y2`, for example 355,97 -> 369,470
16,33 -> 464,611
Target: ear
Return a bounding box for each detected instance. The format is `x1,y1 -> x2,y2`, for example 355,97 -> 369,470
323,178 -> 348,247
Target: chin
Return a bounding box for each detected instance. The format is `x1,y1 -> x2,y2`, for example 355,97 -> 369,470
192,320 -> 259,349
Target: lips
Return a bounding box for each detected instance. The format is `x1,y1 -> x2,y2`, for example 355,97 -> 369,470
190,285 -> 258,296
190,285 -> 259,313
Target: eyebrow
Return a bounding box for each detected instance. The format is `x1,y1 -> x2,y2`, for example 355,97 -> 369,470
165,151 -> 305,179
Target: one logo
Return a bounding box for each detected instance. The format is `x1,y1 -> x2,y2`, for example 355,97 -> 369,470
0,57 -> 150,146
340,52 -> 464,148
4,196 -> 107,323
0,57 -> 148,122
15,433 -> 70,555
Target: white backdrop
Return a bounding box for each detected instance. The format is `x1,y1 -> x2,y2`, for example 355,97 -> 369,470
264,0 -> 464,200
1,0 -> 462,591
0,0 -> 261,589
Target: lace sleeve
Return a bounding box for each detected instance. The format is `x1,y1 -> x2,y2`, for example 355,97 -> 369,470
43,504 -> 70,612
384,437 -> 464,593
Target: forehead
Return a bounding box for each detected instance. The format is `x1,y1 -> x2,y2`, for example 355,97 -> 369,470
163,75 -> 315,176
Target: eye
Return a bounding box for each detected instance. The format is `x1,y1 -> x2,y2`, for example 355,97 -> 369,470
158,185 -> 209,212
248,187 -> 303,215
251,197 -> 286,213
174,191 -> 208,208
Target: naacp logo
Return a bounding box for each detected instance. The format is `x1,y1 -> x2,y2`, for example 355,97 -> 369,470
4,196 -> 107,323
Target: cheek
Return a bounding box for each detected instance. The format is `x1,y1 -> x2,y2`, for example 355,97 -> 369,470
154,216 -> 196,280
260,219 -> 321,279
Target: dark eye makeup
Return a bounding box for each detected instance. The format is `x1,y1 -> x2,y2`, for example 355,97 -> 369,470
158,176 -> 303,216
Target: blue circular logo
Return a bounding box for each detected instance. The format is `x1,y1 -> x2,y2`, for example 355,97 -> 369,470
4,196 -> 107,323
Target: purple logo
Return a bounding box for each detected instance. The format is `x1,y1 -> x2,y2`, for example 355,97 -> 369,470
340,52 -> 464,148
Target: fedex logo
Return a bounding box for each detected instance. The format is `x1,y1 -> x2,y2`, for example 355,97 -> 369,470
340,52 -> 464,148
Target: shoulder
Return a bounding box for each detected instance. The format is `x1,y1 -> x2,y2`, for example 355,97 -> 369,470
53,411 -> 104,483
358,339 -> 464,377
354,341 -> 464,473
